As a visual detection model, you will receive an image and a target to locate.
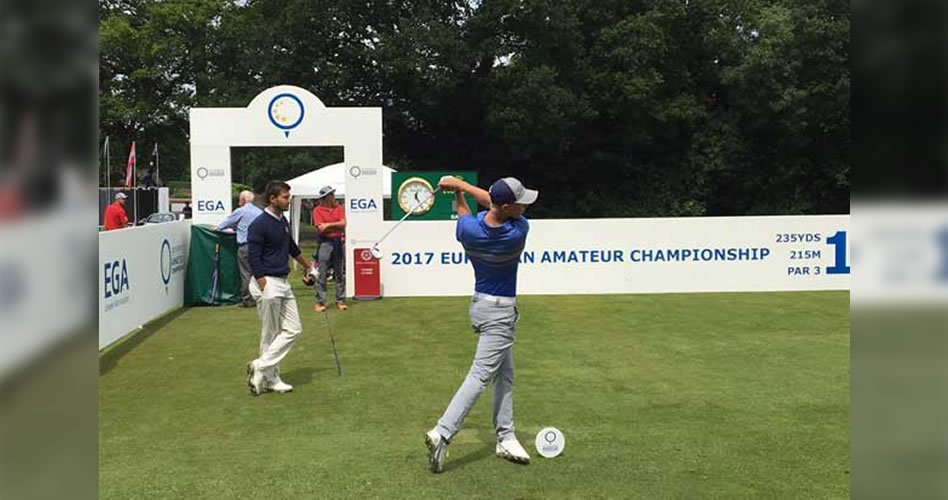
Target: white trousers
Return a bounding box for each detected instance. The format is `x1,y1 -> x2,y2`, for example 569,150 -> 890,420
249,276 -> 302,380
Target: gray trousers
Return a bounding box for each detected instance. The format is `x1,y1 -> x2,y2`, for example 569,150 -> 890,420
237,244 -> 254,306
314,240 -> 345,304
436,296 -> 519,442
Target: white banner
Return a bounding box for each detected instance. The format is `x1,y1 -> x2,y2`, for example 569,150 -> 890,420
852,202 -> 948,305
98,221 -> 191,349
355,214 -> 850,296
1,197 -> 95,379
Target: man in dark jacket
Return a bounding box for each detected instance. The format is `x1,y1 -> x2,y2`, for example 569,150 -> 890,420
245,180 -> 313,395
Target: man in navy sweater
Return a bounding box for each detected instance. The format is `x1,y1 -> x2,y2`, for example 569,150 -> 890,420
245,180 -> 313,395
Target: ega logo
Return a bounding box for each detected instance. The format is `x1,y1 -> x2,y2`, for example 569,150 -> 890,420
349,198 -> 378,211
104,260 -> 130,298
197,200 -> 226,212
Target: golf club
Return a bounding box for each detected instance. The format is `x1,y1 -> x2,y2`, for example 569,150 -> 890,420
370,187 -> 442,259
209,242 -> 221,303
321,310 -> 342,376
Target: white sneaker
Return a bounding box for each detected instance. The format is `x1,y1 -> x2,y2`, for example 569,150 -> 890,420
269,380 -> 293,393
496,436 -> 531,464
246,360 -> 265,396
425,429 -> 448,473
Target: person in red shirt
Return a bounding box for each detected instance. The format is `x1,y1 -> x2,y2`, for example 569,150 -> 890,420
311,185 -> 347,311
103,192 -> 129,230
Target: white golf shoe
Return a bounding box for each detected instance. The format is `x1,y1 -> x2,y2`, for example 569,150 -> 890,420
246,361 -> 265,396
267,367 -> 293,393
269,380 -> 293,393
496,436 -> 531,464
425,429 -> 448,473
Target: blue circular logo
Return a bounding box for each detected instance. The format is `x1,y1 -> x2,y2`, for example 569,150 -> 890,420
160,239 -> 172,285
268,93 -> 305,136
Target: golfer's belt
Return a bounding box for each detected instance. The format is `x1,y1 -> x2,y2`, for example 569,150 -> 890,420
472,292 -> 516,307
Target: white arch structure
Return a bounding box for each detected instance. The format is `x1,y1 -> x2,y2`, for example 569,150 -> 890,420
189,85 -> 385,297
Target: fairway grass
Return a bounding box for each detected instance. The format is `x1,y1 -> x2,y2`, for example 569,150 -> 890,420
100,289 -> 849,498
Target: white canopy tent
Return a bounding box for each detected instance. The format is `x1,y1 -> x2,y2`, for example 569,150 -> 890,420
287,162 -> 396,257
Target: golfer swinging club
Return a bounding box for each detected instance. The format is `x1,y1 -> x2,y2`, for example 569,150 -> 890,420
425,175 -> 538,473
246,180 -> 314,395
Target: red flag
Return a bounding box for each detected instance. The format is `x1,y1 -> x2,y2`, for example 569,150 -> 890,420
125,141 -> 136,187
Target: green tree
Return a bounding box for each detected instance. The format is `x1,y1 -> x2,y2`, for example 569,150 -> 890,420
99,0 -> 849,217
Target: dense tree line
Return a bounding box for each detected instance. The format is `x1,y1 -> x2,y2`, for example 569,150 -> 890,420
100,0 -> 849,217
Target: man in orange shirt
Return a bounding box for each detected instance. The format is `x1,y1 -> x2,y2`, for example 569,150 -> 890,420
103,192 -> 129,230
311,185 -> 347,311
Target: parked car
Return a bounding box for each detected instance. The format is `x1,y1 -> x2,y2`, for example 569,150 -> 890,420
136,212 -> 178,226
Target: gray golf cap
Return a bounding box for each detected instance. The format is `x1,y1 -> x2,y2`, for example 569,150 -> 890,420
316,185 -> 336,199
114,192 -> 128,200
489,177 -> 538,205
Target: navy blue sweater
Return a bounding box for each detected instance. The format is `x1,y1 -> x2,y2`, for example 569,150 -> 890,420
247,209 -> 301,278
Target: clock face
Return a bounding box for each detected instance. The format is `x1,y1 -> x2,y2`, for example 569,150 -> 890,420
398,178 -> 436,214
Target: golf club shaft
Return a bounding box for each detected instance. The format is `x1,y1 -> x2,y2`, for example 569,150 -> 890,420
210,243 -> 220,302
322,311 -> 342,376
374,187 -> 442,247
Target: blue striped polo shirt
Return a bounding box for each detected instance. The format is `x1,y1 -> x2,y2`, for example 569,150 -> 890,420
456,212 -> 530,297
